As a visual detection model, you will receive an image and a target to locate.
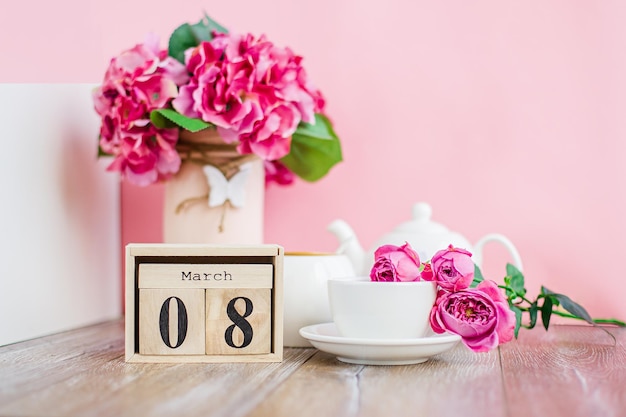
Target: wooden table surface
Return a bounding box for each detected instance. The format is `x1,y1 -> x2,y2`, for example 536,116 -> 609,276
0,319 -> 624,417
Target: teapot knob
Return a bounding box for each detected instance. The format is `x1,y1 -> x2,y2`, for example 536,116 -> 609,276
412,202 -> 432,223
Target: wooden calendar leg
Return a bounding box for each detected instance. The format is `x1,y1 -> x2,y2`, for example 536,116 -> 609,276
205,288 -> 272,356
139,288 -> 205,355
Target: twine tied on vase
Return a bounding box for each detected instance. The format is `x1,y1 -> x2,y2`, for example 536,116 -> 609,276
174,135 -> 259,233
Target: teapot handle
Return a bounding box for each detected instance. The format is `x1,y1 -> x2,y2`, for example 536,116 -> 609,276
473,234 -> 523,272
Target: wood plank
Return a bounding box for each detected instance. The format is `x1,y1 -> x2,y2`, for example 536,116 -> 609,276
139,264 -> 273,289
4,318 -> 624,417
0,320 -> 315,417
271,246 -> 284,354
246,350 -> 365,417
247,343 -> 506,417
205,288 -> 271,355
501,325 -> 626,417
356,345 -> 505,417
126,245 -> 137,361
128,244 -> 281,257
2,349 -> 314,417
138,289 -> 206,355
0,320 -> 126,404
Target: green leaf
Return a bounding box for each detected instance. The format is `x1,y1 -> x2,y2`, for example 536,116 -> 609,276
97,142 -> 111,158
168,23 -> 200,64
509,303 -> 523,338
502,276 -> 515,298
293,113 -> 338,140
198,12 -> 228,36
538,287 -> 619,343
506,263 -> 526,296
471,264 -> 485,288
542,287 -> 594,325
281,114 -> 342,182
150,109 -> 212,132
474,264 -> 485,281
541,296 -> 554,330
168,14 -> 228,64
528,301 -> 538,329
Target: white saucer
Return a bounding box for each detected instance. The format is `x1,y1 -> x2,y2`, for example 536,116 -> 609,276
299,322 -> 462,365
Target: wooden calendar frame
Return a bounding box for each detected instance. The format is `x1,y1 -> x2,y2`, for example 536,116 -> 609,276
125,244 -> 283,363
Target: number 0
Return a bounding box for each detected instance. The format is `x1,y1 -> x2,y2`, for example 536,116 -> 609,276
159,296 -> 188,349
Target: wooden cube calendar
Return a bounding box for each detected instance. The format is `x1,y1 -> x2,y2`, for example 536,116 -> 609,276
125,244 -> 283,363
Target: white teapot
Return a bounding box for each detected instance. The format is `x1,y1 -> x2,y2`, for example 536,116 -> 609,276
283,252 -> 355,347
328,202 -> 523,276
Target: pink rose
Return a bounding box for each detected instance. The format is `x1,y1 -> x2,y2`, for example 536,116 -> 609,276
430,245 -> 474,291
429,280 -> 516,352
369,243 -> 421,282
420,262 -> 434,281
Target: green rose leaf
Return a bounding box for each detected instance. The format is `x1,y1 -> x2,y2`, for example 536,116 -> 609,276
498,264 -> 624,339
528,301 -> 538,329
281,114 -> 343,182
471,264 -> 485,288
168,14 -> 228,64
503,276 -> 515,298
541,288 -> 619,343
509,303 -> 523,338
542,287 -> 594,325
541,296 -> 554,330
150,109 -> 212,132
506,263 -> 526,297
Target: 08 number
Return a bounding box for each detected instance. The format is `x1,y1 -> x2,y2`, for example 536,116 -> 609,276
158,296 -> 254,349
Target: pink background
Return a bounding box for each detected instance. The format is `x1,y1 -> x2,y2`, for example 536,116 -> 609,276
3,1 -> 625,321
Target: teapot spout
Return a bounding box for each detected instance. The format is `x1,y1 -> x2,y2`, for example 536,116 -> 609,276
327,219 -> 367,275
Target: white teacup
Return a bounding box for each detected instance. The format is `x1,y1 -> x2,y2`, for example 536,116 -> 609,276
283,252 -> 355,347
328,278 -> 437,339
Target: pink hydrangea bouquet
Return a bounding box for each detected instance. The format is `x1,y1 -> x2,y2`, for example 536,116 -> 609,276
370,243 -> 625,352
93,14 -> 342,187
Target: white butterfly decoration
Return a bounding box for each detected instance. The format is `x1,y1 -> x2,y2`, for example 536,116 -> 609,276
202,163 -> 252,208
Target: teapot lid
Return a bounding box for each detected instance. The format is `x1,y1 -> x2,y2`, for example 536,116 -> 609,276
365,202 -> 520,269
372,202 -> 473,261
394,203 -> 450,234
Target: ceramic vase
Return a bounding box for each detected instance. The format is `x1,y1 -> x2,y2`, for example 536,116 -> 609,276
163,129 -> 264,244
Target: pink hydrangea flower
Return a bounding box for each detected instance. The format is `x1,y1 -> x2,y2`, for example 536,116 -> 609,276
370,242 -> 422,282
429,245 -> 475,291
235,102 -> 300,160
93,36 -> 188,186
106,127 -> 181,187
172,32 -> 325,161
429,280 -> 516,352
264,160 -> 295,186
